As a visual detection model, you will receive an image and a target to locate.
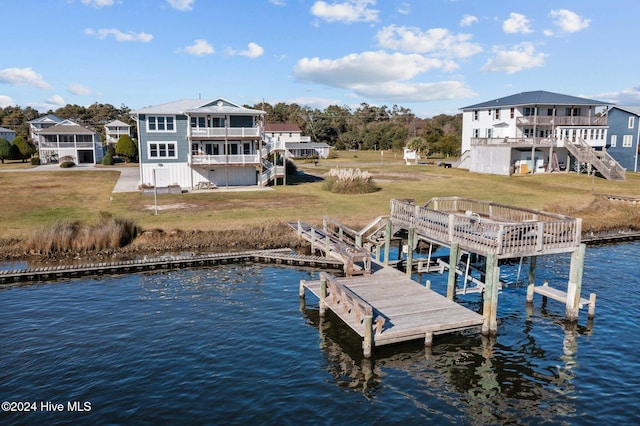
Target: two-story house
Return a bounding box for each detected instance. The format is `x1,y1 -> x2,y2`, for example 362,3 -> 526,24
131,98 -> 286,190
104,120 -> 132,147
460,90 -> 625,180
37,119 -> 103,165
264,123 -> 330,159
604,106 -> 640,172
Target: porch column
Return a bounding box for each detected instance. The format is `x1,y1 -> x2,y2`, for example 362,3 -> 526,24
383,219 -> 392,266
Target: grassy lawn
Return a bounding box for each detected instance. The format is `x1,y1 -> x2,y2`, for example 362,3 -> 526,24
1,152 -> 639,242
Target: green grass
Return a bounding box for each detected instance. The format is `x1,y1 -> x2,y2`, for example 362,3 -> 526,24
0,151 -> 639,243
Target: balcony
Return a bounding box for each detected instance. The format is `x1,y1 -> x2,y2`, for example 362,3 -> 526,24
516,115 -> 607,127
191,153 -> 260,166
190,127 -> 260,138
471,137 -> 557,147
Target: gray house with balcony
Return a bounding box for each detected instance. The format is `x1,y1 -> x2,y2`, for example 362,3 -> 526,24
131,98 -> 285,190
37,119 -> 103,165
604,106 -> 640,172
460,90 -> 625,180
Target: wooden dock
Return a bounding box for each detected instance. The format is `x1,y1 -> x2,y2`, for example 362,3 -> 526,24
300,264 -> 484,357
0,249 -> 343,285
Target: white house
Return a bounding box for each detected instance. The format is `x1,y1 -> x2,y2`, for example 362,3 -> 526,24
28,114 -> 63,143
104,119 -> 132,147
459,90 -> 625,180
37,119 -> 103,165
264,123 -> 330,159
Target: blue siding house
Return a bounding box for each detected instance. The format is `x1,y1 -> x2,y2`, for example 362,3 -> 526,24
131,98 -> 285,190
605,106 -> 640,172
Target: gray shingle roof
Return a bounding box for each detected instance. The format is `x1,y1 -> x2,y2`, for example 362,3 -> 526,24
609,105 -> 640,116
461,90 -> 610,110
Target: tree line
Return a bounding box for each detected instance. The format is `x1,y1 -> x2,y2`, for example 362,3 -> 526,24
0,101 -> 462,158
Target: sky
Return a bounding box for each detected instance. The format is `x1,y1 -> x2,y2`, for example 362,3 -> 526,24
2,0 -> 640,118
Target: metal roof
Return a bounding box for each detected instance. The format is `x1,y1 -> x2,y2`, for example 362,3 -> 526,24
461,90 -> 611,110
29,114 -> 63,124
608,105 -> 640,116
105,119 -> 131,127
132,98 -> 265,116
39,121 -> 96,134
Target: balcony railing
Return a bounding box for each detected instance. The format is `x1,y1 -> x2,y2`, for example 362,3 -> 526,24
39,141 -> 95,148
471,137 -> 557,147
190,127 -> 260,138
191,153 -> 260,165
516,116 -> 607,126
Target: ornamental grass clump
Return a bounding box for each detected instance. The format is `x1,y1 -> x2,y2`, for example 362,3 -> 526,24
322,167 -> 379,194
24,216 -> 139,256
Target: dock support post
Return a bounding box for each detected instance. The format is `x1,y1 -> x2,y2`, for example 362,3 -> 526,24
566,243 -> 586,322
424,331 -> 433,347
299,279 -> 306,300
588,293 -> 597,318
319,277 -> 327,318
383,219 -> 392,266
447,242 -> 459,300
406,227 -> 415,277
363,315 -> 373,358
526,256 -> 536,303
482,253 -> 499,336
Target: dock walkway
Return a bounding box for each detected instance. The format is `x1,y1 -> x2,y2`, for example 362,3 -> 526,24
300,264 -> 484,357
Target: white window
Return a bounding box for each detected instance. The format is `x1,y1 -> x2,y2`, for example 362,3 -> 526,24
623,135 -> 633,147
148,142 -> 177,159
494,109 -> 500,120
147,116 -> 175,132
486,128 -> 493,138
628,116 -> 635,129
473,128 -> 479,138
610,135 -> 617,147
473,111 -> 479,121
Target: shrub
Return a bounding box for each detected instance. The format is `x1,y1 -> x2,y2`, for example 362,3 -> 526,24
102,152 -> 114,165
322,167 -> 379,194
30,156 -> 41,165
60,161 -> 75,168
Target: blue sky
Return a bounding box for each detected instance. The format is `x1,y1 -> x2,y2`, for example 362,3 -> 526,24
2,0 -> 640,118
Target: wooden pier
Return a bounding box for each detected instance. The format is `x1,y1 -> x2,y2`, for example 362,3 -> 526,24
300,265 -> 484,357
0,249 -> 343,285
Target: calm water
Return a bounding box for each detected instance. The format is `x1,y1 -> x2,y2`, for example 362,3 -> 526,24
1,243 -> 639,425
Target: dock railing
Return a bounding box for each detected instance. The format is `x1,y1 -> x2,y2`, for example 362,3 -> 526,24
391,198 -> 581,258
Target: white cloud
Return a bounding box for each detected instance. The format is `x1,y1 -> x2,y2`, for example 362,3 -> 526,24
293,50 -> 475,102
0,67 -> 51,89
85,28 -> 153,42
481,42 -> 547,74
311,0 -> 379,23
67,84 -> 96,96
185,39 -> 214,56
167,0 -> 194,11
294,51 -> 453,87
503,12 -> 533,34
549,9 -> 591,33
238,42 -> 264,58
460,15 -> 478,27
397,2 -> 410,15
376,25 -> 482,59
80,0 -> 114,7
0,95 -> 16,108
592,86 -> 640,105
46,95 -> 65,106
352,80 -> 477,102
269,0 -> 286,6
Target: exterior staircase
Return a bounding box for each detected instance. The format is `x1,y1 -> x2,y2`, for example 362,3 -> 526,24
564,137 -> 626,181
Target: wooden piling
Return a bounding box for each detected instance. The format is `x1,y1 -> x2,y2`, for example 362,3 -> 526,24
566,244 -> 586,321
588,293 -> 597,318
383,219 -> 392,266
406,227 -> 415,277
447,242 -> 459,299
363,315 -> 373,358
425,331 -> 433,347
526,256 -> 536,303
299,279 -> 306,300
319,277 -> 327,318
482,253 -> 498,336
